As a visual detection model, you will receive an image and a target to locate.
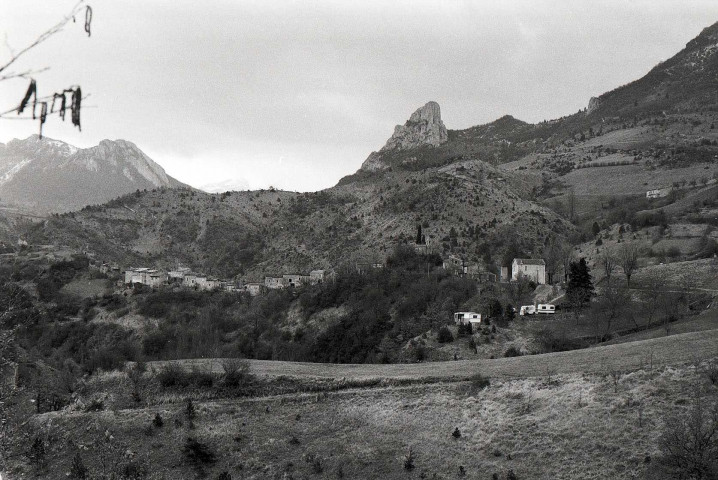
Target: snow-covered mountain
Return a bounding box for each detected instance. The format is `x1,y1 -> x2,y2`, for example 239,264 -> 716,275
0,135 -> 187,213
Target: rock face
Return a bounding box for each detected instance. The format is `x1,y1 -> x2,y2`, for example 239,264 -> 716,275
381,101 -> 448,151
587,97 -> 601,114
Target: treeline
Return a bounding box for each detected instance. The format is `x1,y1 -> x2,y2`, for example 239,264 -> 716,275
135,246 -> 476,364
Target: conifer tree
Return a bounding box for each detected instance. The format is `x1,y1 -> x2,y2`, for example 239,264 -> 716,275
567,257 -> 594,311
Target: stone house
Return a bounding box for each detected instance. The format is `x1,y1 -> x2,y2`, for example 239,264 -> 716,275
283,274 -> 310,288
245,283 -> 264,296
511,258 -> 546,285
309,270 -> 325,284
265,276 -> 284,289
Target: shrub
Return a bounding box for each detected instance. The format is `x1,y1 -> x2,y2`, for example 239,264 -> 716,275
504,346 -> 522,358
403,447 -> 415,470
217,472 -> 232,480
437,326 -> 454,343
182,437 -> 216,465
452,427 -> 461,438
221,358 -> 251,387
70,453 -> 88,479
185,399 -> 196,422
156,362 -> 189,388
153,413 -> 163,428
702,360 -> 718,385
469,373 -> 490,391
658,399 -> 718,479
507,470 -> 518,480
84,398 -> 104,412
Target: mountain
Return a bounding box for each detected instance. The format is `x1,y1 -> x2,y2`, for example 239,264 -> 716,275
0,135 -> 187,213
22,21 -> 718,278
587,21 -> 718,117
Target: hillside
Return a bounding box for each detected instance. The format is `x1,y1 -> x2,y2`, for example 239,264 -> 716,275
0,135 -> 187,213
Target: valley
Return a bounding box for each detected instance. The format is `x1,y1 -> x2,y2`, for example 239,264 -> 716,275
1,18 -> 718,480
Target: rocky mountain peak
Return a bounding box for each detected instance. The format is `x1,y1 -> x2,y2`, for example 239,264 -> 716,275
381,101 -> 448,152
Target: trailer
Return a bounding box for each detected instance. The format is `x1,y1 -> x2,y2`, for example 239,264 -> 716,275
519,305 -> 536,316
454,312 -> 481,325
537,304 -> 556,314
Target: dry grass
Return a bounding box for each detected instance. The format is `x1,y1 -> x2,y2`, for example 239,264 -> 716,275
19,358 -> 718,479
146,329 -> 718,382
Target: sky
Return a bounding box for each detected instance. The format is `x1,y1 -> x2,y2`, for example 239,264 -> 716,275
1,1 -> 718,192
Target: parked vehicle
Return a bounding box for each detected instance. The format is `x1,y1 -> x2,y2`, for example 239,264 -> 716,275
453,311 -> 482,325
537,304 -> 556,314
519,305 -> 536,316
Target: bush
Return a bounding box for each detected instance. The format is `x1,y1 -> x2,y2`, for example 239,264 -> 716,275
469,373 -> 490,391
659,399 -> 718,479
403,447 -> 415,470
70,453 -> 88,479
504,346 -> 522,358
182,437 -> 216,465
437,326 -> 454,343
153,413 -> 163,428
452,427 -> 461,438
535,328 -> 587,353
156,362 -> 189,388
221,358 -> 251,387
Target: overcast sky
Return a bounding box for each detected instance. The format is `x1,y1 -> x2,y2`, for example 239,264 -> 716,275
1,1 -> 717,192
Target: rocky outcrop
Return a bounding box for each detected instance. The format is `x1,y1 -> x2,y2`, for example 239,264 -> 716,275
381,101 -> 448,151
587,97 -> 601,114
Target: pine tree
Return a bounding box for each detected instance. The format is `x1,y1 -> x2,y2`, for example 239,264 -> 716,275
567,258 -> 594,310
416,225 -> 422,245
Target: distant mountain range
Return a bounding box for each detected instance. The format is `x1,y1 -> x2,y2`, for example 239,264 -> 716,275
0,136 -> 187,213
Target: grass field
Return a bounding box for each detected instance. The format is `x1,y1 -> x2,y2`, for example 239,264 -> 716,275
23,356 -> 718,479
149,328 -> 718,382
602,307 -> 718,346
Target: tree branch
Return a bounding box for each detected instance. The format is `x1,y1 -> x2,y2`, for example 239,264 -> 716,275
0,1 -> 86,76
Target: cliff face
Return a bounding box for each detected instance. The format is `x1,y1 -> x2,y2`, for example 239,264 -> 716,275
361,101 -> 448,171
382,101 -> 448,151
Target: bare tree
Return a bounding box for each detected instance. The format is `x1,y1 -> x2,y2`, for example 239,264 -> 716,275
0,2 -> 93,137
566,188 -> 576,223
543,236 -> 563,285
598,248 -> 616,287
659,398 -> 718,479
618,243 -> 640,287
595,284 -> 631,337
641,270 -> 666,326
559,241 -> 575,283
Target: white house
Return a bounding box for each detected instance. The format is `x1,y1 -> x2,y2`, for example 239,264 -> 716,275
511,258 -> 546,285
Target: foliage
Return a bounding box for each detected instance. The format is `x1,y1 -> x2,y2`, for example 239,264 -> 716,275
567,258 -> 594,310
70,453 -> 88,479
182,437 -> 216,465
504,346 -> 522,357
199,218 -> 265,278
659,399 -> 718,479
437,326 -> 454,343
